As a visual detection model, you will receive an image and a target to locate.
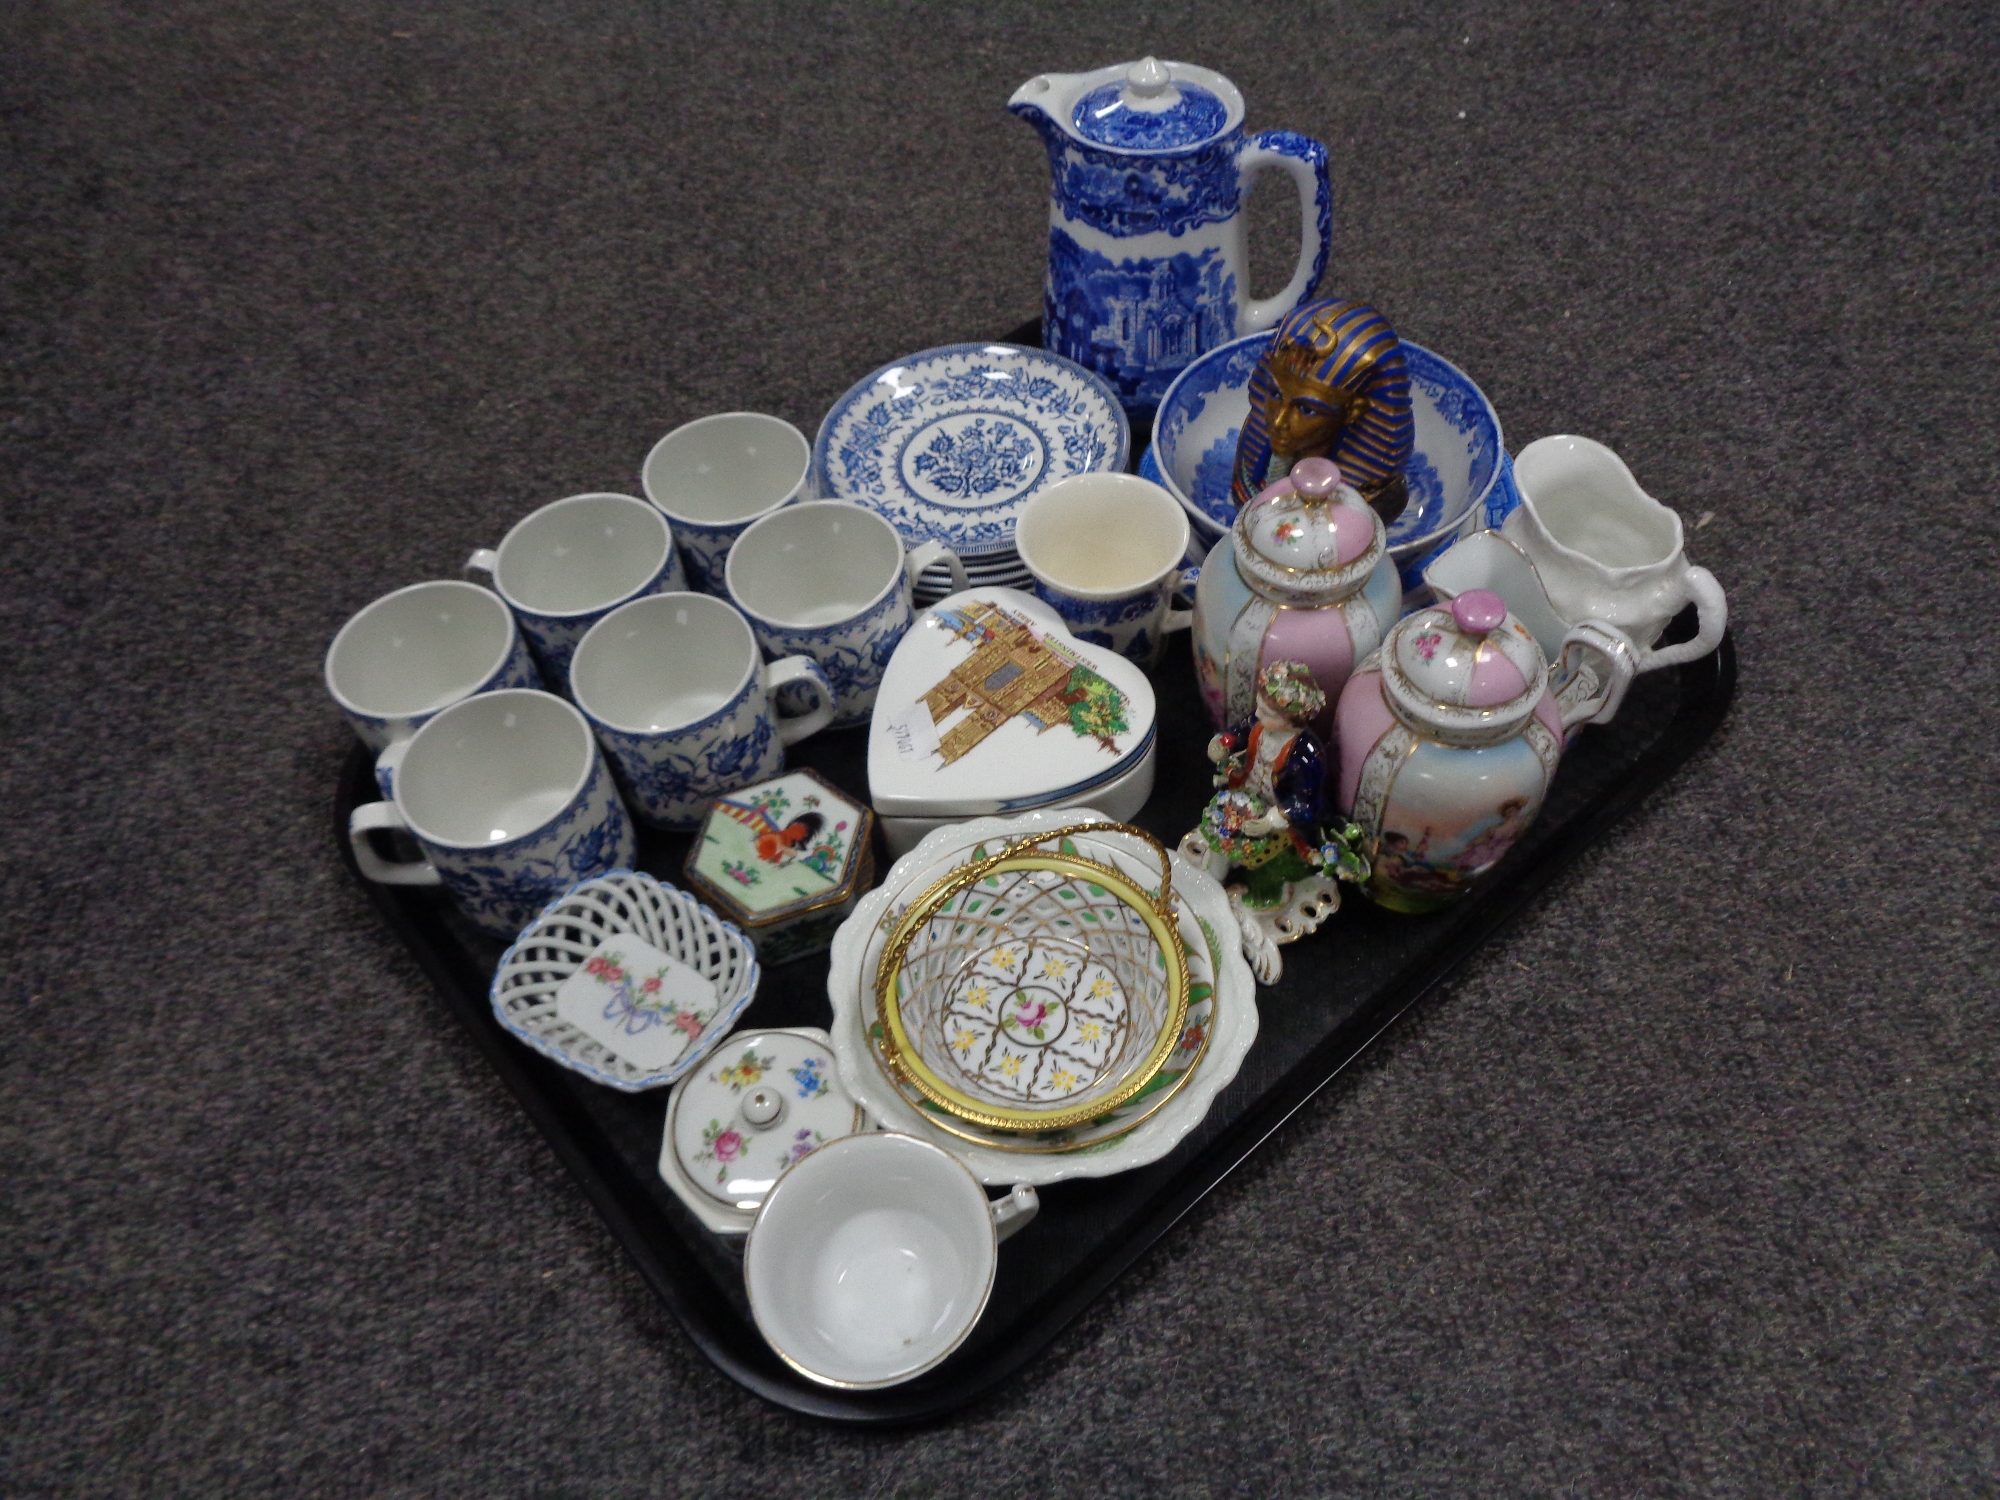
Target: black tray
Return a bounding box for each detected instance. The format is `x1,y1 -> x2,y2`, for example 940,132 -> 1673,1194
336,624 -> 1733,1424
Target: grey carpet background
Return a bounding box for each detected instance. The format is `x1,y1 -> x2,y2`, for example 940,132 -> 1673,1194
4,1 -> 1996,1495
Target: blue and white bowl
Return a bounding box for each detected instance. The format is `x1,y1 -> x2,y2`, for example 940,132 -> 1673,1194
811,343 -> 1131,592
1149,332 -> 1512,591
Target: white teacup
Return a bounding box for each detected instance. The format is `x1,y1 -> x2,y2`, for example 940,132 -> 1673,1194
325,580 -> 543,796
464,492 -> 686,681
1015,472 -> 1194,667
1505,436 -> 1727,671
347,689 -> 637,938
642,413 -> 812,593
570,592 -> 834,829
725,502 -> 967,728
744,1133 -> 1038,1389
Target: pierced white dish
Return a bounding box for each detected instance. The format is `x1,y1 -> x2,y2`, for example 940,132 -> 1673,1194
491,870 -> 760,1092
656,1026 -> 869,1236
826,809 -> 1258,1184
810,343 -> 1130,559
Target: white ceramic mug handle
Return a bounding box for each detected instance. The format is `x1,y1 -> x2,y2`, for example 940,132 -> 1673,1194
1235,130 -> 1333,333
1640,565 -> 1728,670
372,738 -> 411,801
764,655 -> 835,746
990,1183 -> 1039,1243
1556,620 -> 1640,731
463,547 -> 500,589
1160,600 -> 1195,636
348,801 -> 442,886
905,540 -> 969,598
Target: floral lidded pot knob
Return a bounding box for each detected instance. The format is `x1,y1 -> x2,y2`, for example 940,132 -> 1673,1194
1192,456 -> 1403,735
1332,589 -> 1637,913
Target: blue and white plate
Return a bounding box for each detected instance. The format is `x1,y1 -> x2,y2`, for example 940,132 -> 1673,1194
812,343 -> 1131,559
1149,332 -> 1506,591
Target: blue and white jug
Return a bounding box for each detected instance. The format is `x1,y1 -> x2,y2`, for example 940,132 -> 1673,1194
1011,58 -> 1332,417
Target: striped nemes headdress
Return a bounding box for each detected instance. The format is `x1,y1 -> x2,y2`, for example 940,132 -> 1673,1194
1231,299 -> 1414,511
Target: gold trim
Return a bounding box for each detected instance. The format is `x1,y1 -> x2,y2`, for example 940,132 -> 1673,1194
873,835 -> 1189,1134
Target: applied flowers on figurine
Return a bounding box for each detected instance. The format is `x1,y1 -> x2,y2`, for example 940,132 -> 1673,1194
1180,660 -> 1368,983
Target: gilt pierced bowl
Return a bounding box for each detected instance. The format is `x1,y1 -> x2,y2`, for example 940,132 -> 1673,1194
875,831 -> 1189,1132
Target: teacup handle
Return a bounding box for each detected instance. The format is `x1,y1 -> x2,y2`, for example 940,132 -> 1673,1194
463,547 -> 500,590
905,540 -> 969,599
1556,620 -> 1641,731
991,1183 -> 1039,1243
1639,565 -> 1728,670
372,737 -> 411,801
348,800 -> 442,886
764,655 -> 835,746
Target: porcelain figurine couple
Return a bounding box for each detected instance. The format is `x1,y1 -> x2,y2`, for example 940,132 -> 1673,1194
1180,660 -> 1369,984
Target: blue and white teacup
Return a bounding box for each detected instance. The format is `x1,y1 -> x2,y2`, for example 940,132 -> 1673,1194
725,502 -> 968,728
325,579 -> 543,798
464,492 -> 687,683
642,412 -> 812,593
347,689 -> 637,939
569,592 -> 835,830
1015,472 -> 1194,667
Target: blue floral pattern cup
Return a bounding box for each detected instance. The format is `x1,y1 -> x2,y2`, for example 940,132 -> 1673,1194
1015,472 -> 1194,667
463,492 -> 687,683
725,502 -> 968,727
641,413 -> 812,593
324,579 -> 543,798
347,689 -> 637,939
570,592 -> 836,830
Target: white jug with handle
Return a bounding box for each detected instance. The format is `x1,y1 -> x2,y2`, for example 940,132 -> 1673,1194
1504,436 -> 1727,671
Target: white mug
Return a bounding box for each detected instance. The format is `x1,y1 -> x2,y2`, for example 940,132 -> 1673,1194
324,580 -> 543,797
1505,436 -> 1727,671
744,1132 -> 1038,1389
464,492 -> 687,681
569,592 -> 835,830
347,689 -> 637,938
725,502 -> 967,728
1015,472 -> 1194,667
641,413 -> 812,593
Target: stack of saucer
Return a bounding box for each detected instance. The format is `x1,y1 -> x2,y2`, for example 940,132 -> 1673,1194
808,343 -> 1131,606
824,810 -> 1258,1186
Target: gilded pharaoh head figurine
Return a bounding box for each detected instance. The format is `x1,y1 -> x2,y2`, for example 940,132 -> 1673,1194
1232,299 -> 1414,524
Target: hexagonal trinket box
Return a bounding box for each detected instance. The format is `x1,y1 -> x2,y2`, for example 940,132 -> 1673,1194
682,769 -> 875,964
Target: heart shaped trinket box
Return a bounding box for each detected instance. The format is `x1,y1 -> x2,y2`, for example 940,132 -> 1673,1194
867,588 -> 1157,855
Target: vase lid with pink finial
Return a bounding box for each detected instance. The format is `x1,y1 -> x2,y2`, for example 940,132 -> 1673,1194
1379,588 -> 1551,747
1230,455 -> 1386,607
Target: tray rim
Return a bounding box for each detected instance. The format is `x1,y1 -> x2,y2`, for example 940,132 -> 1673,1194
333,627 -> 1735,1425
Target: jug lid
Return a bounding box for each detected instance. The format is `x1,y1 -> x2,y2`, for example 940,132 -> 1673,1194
1232,457 -> 1384,606
1071,57 -> 1231,149
1379,590 -> 1549,745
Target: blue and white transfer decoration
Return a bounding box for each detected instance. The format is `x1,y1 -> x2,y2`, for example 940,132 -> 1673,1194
810,343 -> 1128,559
584,659 -> 830,830
1011,58 -> 1333,416
1149,331 -> 1507,594
345,631 -> 544,800
744,582 -> 913,729
508,547 -> 688,682
427,753 -> 637,940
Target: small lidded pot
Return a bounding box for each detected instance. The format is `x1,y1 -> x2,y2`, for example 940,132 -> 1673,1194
1192,456 -> 1402,734
1332,589 -> 1634,913
682,769 -> 875,964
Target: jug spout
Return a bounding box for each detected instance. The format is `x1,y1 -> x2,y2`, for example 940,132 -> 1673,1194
1008,73 -> 1073,139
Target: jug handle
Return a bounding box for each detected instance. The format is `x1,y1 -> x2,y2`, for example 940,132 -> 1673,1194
1235,131 -> 1333,334
1639,565 -> 1728,670
1556,619 -> 1640,732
